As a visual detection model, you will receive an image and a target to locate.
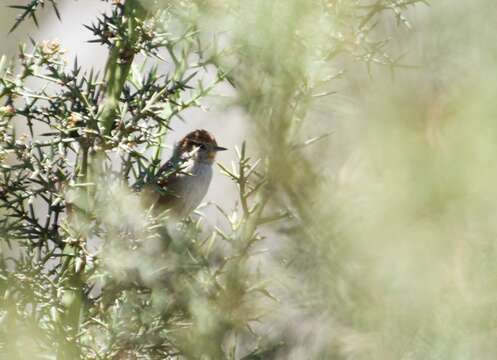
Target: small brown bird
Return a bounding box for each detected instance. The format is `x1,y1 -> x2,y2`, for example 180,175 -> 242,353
145,129 -> 227,218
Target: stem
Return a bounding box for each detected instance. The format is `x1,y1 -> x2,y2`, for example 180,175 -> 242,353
58,3 -> 148,354
238,143 -> 250,217
97,1 -> 147,136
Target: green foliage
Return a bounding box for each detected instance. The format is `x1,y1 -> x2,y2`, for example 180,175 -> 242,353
0,0 -> 438,359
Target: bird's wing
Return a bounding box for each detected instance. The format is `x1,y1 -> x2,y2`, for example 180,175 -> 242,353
142,157 -> 188,212
155,169 -> 182,209
157,157 -> 175,176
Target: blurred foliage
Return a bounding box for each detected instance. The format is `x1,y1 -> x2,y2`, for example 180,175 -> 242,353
9,0 -> 497,359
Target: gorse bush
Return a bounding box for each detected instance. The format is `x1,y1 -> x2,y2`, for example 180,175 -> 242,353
13,1 -> 497,359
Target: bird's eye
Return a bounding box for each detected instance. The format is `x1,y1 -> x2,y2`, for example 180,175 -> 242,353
189,140 -> 207,150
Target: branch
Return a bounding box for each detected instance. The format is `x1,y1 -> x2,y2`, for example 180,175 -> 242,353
97,1 -> 148,136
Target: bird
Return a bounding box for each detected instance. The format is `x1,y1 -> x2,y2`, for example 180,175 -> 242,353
143,129 -> 227,218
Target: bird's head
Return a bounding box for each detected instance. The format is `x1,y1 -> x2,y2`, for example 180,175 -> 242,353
174,129 -> 227,164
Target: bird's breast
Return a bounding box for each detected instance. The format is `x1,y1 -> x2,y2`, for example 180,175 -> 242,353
175,161 -> 213,217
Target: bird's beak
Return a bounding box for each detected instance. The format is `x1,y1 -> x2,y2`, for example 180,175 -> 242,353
214,146 -> 228,152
